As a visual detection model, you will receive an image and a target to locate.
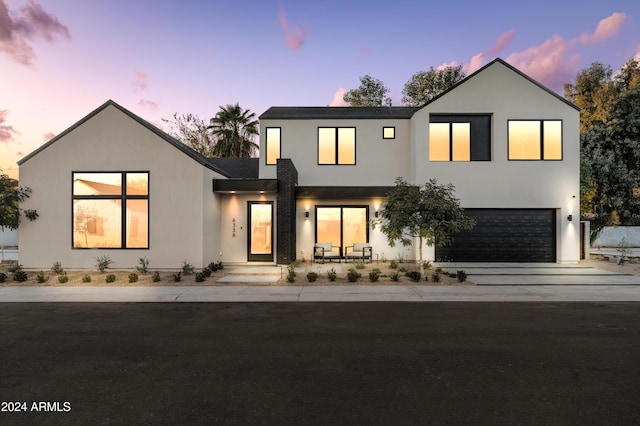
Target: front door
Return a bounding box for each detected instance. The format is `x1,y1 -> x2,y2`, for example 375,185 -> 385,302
248,201 -> 273,262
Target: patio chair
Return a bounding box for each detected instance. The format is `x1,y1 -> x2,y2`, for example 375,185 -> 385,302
314,243 -> 341,263
344,243 -> 372,263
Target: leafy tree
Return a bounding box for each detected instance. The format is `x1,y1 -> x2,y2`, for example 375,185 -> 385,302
564,62 -> 616,133
402,65 -> 466,106
208,103 -> 259,158
0,169 -> 38,230
379,178 -> 475,273
162,113 -> 216,157
343,74 -> 391,107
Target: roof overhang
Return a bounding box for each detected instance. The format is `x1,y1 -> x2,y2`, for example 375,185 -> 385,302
295,186 -> 393,199
213,179 -> 278,194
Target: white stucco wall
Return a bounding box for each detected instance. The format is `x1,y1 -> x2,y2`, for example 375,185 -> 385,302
18,104 -> 224,269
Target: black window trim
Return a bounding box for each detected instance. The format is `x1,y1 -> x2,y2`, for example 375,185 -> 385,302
314,204 -> 370,256
317,127 -> 357,165
429,114 -> 492,162
507,119 -> 563,161
382,126 -> 395,139
71,171 -> 150,250
265,127 -> 281,166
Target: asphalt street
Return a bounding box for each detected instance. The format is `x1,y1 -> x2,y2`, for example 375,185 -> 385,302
1,302 -> 640,425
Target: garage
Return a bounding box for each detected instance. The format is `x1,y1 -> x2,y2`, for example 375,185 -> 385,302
435,209 -> 556,262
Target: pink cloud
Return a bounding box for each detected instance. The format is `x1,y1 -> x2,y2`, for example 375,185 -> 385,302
468,29 -> 516,73
16,151 -> 24,156
133,69 -> 148,91
329,88 -> 349,106
138,99 -> 159,111
437,60 -> 461,71
0,109 -> 19,142
0,0 -> 70,66
579,12 -> 627,45
42,131 -> 55,141
277,7 -> 308,51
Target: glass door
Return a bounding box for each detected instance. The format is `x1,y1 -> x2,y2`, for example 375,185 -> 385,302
248,201 -> 273,262
316,206 -> 368,256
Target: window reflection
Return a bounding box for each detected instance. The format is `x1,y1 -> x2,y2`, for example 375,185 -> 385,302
73,173 -> 122,195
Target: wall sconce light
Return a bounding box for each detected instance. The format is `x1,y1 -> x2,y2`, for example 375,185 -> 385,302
375,211 -> 379,218
567,214 -> 573,222
305,211 -> 310,219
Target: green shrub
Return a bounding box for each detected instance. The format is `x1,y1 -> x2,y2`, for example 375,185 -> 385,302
95,255 -> 113,272
82,274 -> 92,283
306,271 -> 318,282
128,273 -> 139,283
0,272 -> 7,283
448,272 -> 457,278
389,260 -> 398,269
13,270 -> 28,282
208,261 -> 224,272
286,264 -> 296,283
172,272 -> 182,282
435,266 -> 443,273
406,270 -> 421,282
8,263 -> 22,273
202,267 -> 212,277
423,260 -> 432,270
105,274 -> 116,283
354,261 -> 366,270
58,272 -> 69,283
456,270 -> 467,283
51,261 -> 64,275
195,272 -> 206,282
347,268 -> 361,282
327,268 -> 337,282
369,268 -> 381,282
136,257 -> 150,274
36,271 -> 48,283
152,271 -> 161,282
390,271 -> 400,282
432,273 -> 441,282
181,261 -> 195,275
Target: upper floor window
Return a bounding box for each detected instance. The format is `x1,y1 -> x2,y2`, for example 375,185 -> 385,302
72,172 -> 149,249
383,127 -> 395,139
265,127 -> 281,165
508,120 -> 562,160
429,115 -> 491,161
318,127 -> 356,165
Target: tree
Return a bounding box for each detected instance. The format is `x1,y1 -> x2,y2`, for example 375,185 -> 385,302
379,178 -> 475,272
162,113 -> 216,157
343,74 -> 391,106
564,62 -> 616,133
0,169 -> 38,230
402,65 -> 466,106
208,103 -> 259,158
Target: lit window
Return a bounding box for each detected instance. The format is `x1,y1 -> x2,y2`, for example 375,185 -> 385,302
318,127 -> 356,165
429,122 -> 471,161
265,127 -> 281,165
72,172 -> 149,248
508,120 -> 562,160
383,127 -> 395,139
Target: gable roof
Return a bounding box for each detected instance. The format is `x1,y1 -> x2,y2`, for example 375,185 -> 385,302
260,106 -> 419,120
417,58 -> 580,112
17,99 -> 232,177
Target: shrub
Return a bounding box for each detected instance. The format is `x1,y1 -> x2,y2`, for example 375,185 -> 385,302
286,264 -> 296,283
51,261 -> 64,275
406,270 -> 421,282
456,270 -> 467,283
8,263 -> 22,273
181,261 -> 195,275
105,274 -> 116,283
195,272 -> 206,282
128,273 -> 139,283
347,268 -> 361,282
435,266 -> 443,273
136,257 -> 150,274
208,261 -> 224,272
172,272 -> 182,282
152,271 -> 161,282
95,255 -> 113,272
390,271 -> 400,282
354,261 -> 366,270
448,272 -> 457,278
423,260 -> 432,270
13,270 -> 28,282
58,272 -> 69,283
432,273 -> 441,282
327,268 -> 337,282
0,272 -> 7,283
36,271 -> 48,283
306,271 -> 318,282
82,274 -> 92,283
202,267 -> 212,277
389,260 -> 398,269
369,268 -> 381,282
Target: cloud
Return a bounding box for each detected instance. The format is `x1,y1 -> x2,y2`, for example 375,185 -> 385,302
579,12 -> 627,45
138,99 -> 159,111
0,0 -> 70,66
278,6 -> 308,51
468,29 -> 516,73
16,151 -> 24,156
42,131 -> 55,141
329,88 -> 348,106
0,109 -> 19,142
133,69 -> 148,92
436,60 -> 461,71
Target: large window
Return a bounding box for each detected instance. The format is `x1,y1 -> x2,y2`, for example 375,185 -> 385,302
318,127 -> 356,165
508,120 -> 562,160
316,206 -> 368,255
72,172 -> 149,248
265,127 -> 281,165
429,115 -> 491,161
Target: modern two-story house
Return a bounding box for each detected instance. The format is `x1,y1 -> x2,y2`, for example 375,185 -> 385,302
18,58 -> 580,269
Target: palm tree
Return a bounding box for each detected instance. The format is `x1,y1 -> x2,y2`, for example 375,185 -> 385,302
208,103 -> 259,158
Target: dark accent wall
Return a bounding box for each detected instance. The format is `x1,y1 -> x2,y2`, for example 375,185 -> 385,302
276,159 -> 298,264
430,114 -> 491,161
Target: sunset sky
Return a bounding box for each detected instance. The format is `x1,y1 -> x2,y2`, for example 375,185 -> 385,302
1,0 -> 639,179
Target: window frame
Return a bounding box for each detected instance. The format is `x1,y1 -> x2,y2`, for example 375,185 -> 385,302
429,122 -> 471,162
265,127 -> 281,165
429,114 -> 492,162
382,126 -> 395,139
507,119 -> 563,161
317,127 -> 357,165
72,171 -> 150,249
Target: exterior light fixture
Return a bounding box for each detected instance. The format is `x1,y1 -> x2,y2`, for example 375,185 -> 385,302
375,211 -> 379,218
567,214 -> 573,222
305,211 -> 310,219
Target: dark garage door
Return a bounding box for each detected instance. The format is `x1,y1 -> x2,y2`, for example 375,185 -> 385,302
435,209 -> 556,262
